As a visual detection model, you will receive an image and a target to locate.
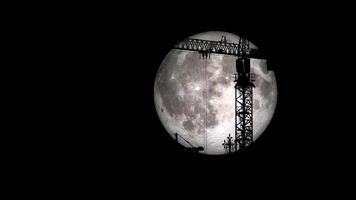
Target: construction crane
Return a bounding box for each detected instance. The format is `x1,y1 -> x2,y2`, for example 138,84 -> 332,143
174,35 -> 265,154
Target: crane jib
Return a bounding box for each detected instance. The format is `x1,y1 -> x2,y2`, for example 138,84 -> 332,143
173,38 -> 266,59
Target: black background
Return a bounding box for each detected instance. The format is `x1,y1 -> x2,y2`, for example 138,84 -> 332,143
63,3 -> 355,194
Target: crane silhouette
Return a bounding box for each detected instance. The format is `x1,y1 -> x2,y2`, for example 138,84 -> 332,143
173,35 -> 265,153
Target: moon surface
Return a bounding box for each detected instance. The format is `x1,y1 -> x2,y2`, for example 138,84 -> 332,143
154,31 -> 277,155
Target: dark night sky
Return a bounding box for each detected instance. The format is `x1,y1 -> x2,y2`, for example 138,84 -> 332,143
109,16 -> 341,180
64,5 -> 354,192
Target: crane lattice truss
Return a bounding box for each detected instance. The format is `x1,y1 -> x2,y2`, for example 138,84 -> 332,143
174,37 -> 265,59
173,36 -> 263,154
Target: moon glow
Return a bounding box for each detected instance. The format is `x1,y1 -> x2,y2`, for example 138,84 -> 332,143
154,31 -> 277,155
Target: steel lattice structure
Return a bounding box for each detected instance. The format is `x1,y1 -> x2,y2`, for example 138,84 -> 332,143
234,74 -> 254,151
173,36 -> 260,154
174,38 -> 265,59
232,37 -> 255,152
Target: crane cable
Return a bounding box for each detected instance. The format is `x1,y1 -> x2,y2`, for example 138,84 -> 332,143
204,58 -> 208,154
199,53 -> 208,154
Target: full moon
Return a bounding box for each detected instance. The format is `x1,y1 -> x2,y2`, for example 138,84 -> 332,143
154,31 -> 277,155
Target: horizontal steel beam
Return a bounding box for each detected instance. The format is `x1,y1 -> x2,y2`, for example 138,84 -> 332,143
174,38 -> 266,59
